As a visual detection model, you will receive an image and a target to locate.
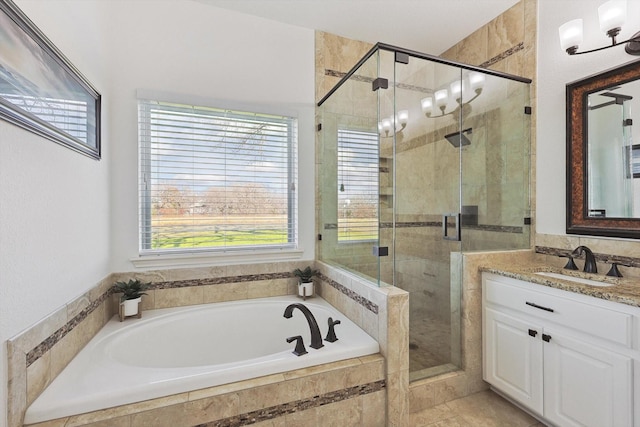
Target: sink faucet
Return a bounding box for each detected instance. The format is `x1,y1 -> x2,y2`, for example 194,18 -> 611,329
571,246 -> 597,274
283,303 -> 324,350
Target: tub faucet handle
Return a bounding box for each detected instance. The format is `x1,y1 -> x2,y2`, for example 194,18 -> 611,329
286,335 -> 308,356
325,317 -> 341,343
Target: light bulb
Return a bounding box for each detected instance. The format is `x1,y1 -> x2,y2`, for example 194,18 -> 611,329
468,72 -> 485,94
435,89 -> 449,109
421,97 -> 433,115
381,118 -> 392,132
450,80 -> 463,102
598,0 -> 626,35
397,109 -> 409,125
559,19 -> 583,53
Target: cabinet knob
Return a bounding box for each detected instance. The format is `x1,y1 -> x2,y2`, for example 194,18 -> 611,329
528,329 -> 538,337
542,334 -> 552,342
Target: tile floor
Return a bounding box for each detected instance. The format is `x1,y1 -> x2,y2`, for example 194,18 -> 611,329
410,390 -> 546,426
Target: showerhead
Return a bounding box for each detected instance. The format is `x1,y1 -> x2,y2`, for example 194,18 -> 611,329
444,128 -> 472,147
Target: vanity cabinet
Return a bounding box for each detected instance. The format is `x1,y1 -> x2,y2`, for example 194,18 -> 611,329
482,273 -> 638,427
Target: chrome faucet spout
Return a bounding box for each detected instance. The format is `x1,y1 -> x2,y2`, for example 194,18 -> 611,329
283,303 -> 324,349
571,246 -> 598,274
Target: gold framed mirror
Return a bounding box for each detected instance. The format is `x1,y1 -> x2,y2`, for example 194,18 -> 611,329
566,59 -> 640,238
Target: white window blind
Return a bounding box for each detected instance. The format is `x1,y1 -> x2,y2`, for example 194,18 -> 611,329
337,129 -> 379,242
139,99 -> 297,253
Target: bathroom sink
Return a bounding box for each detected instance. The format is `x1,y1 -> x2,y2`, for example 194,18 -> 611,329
534,272 -> 614,287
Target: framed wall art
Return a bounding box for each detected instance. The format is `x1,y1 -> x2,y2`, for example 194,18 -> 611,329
0,0 -> 101,159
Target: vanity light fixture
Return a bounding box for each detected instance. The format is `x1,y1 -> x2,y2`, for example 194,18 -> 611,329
421,72 -> 485,118
559,0 -> 640,55
378,109 -> 408,136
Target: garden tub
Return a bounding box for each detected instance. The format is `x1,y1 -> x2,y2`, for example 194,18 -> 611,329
25,295 -> 379,424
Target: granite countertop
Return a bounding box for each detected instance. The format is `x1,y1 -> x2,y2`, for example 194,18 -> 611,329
481,264 -> 640,308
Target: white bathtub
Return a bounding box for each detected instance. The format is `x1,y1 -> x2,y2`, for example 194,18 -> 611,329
25,295 -> 379,424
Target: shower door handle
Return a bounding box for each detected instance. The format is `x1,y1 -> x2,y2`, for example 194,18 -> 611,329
442,213 -> 461,241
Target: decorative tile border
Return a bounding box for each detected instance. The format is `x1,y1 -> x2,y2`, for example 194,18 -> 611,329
149,272 -> 292,290
25,272 -> 296,367
536,245 -> 640,268
26,288 -> 114,367
325,222 -> 522,234
194,380 -> 386,427
325,69 -> 430,93
317,273 -> 378,314
479,42 -> 525,68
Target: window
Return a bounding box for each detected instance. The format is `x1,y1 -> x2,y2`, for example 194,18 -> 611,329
337,129 -> 379,242
139,99 -> 297,253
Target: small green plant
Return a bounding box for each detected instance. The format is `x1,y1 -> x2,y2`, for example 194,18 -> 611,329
293,266 -> 318,283
114,279 -> 149,302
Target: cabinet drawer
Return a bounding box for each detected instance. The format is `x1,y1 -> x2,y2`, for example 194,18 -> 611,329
484,276 -> 632,348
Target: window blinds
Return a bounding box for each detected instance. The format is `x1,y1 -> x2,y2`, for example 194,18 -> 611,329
139,99 -> 297,253
337,129 -> 379,242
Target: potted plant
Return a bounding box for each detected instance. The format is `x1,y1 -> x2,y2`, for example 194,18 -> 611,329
293,266 -> 318,299
114,279 -> 149,320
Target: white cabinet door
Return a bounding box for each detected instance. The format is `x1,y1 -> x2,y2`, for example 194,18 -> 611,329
484,307 -> 544,415
543,329 -> 633,427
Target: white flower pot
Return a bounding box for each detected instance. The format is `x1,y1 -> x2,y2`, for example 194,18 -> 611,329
298,281 -> 314,298
122,297 -> 141,317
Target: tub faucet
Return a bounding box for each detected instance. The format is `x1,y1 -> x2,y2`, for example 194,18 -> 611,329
571,245 -> 597,274
283,303 -> 324,350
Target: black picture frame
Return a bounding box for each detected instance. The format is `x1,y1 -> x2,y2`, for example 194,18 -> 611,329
0,0 -> 101,159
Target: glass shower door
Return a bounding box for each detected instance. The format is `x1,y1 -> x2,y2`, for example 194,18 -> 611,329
391,55 -> 464,380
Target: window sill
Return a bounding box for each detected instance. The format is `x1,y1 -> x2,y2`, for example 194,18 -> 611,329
131,248 -> 305,269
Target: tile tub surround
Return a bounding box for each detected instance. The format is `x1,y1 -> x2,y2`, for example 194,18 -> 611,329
7,261 -> 317,427
24,355 -> 386,427
315,261 -> 410,426
7,275 -> 117,427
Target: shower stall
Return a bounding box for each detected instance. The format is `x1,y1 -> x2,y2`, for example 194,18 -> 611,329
317,43 -> 532,381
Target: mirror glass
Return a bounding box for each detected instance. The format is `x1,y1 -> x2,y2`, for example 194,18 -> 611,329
566,59 -> 640,239
586,79 -> 640,218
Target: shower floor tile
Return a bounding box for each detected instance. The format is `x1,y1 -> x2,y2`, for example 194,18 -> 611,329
409,314 -> 452,372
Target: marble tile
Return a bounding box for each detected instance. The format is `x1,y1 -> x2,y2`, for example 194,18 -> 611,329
456,26 -> 488,66
65,393 -> 189,426
188,374 -> 283,401
409,380 -> 435,413
49,325 -> 83,382
447,390 -> 539,426
487,1 -> 524,59
433,373 -> 468,405
386,370 -> 409,427
23,419 -> 69,427
183,393 -> 240,424
252,418 -> 287,427
10,305 -> 67,354
315,396 -> 363,427
7,343 -> 27,427
361,389 -> 387,427
200,281 -> 249,304
237,382 -> 285,414
153,286 -> 204,309
409,403 -> 457,426
128,402 -> 188,427
26,350 -> 50,406
247,278 -> 290,299
285,407 -> 318,427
